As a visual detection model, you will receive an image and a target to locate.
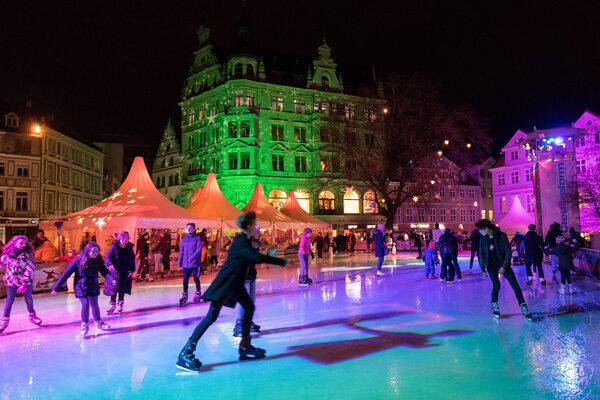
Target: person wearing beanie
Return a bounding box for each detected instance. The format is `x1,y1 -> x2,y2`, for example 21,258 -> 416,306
176,211 -> 289,372
373,224 -> 387,276
475,219 -> 532,321
298,228 -> 314,285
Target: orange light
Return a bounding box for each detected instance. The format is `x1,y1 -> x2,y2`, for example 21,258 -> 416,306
466,143 -> 472,148
31,124 -> 42,136
437,150 -> 443,156
412,196 -> 419,202
444,140 -> 449,145
430,180 -> 436,185
383,107 -> 389,114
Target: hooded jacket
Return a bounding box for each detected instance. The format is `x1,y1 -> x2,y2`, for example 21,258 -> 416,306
178,233 -> 203,269
372,229 -> 386,257
1,251 -> 35,288
544,224 -> 563,249
479,227 -> 512,272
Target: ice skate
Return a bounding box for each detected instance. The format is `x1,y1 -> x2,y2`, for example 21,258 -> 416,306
520,303 -> 532,321
0,317 -> 9,334
28,312 -> 42,326
116,300 -> 124,314
526,276 -> 533,285
299,276 -> 309,286
306,276 -> 313,284
568,284 -> 575,294
95,320 -> 111,330
176,341 -> 202,372
179,291 -> 188,306
106,301 -> 116,315
192,291 -> 202,304
80,322 -> 89,336
376,271 -> 385,277
559,284 -> 566,295
238,336 -> 266,360
250,322 -> 261,334
145,275 -> 154,283
233,319 -> 242,337
491,302 -> 500,318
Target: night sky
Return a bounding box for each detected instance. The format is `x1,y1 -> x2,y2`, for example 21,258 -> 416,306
3,1 -> 600,154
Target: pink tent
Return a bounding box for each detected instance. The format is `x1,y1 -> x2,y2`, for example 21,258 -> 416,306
242,183 -> 302,229
496,196 -> 534,236
186,173 -> 242,226
280,191 -> 331,230
189,187 -> 203,205
40,157 -> 216,252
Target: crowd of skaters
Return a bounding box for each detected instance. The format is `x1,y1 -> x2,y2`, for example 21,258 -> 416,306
0,211 -> 590,371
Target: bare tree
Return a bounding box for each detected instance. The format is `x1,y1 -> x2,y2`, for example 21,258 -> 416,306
323,73 -> 491,229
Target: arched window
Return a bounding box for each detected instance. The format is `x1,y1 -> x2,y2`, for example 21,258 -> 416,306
343,190 -> 360,214
234,63 -> 243,77
247,64 -> 255,77
322,75 -> 329,88
294,190 -> 310,213
363,191 -> 378,214
268,189 -> 287,210
318,190 -> 335,210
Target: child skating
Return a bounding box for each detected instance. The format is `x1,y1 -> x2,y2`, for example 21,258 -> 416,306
552,236 -> 578,294
422,242 -> 438,279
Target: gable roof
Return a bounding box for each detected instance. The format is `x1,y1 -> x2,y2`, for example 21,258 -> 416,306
242,183 -> 302,228
280,191 -> 331,229
573,110 -> 600,128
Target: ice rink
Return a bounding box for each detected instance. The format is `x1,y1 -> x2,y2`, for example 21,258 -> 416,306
1,252 -> 599,399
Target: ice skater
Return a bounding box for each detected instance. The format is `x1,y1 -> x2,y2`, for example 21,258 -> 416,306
178,222 -> 203,306
439,228 -> 461,283
475,219 -> 532,320
0,235 -> 42,334
552,236 -> 578,295
373,224 -> 386,276
422,242 -> 438,279
176,211 -> 288,372
51,241 -> 111,335
298,228 -> 314,286
105,231 -> 136,314
233,226 -> 262,337
136,232 -> 152,282
522,224 -> 545,285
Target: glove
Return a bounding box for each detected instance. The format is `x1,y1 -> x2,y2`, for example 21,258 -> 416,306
498,267 -> 506,275
311,253 -> 315,260
17,285 -> 27,294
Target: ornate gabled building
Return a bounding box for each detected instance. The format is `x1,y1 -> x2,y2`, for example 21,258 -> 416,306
155,14 -> 388,232
151,120 -> 183,205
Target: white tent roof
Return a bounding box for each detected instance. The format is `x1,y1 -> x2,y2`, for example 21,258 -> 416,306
242,183 -> 302,229
40,157 -> 216,251
280,190 -> 331,230
496,196 -> 534,235
186,173 -> 242,226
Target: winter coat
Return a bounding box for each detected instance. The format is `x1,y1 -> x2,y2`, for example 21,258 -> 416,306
372,230 -> 386,258
552,242 -> 578,272
414,233 -> 423,247
53,254 -> 109,298
153,234 -> 171,255
510,233 -> 524,248
0,251 -> 35,288
466,229 -> 481,250
105,242 -> 136,295
313,236 -> 324,250
422,247 -> 438,267
570,230 -> 585,247
544,225 -> 563,249
178,233 -> 203,269
298,234 -> 312,255
136,237 -> 149,258
349,233 -> 357,246
202,232 -> 286,308
438,232 -> 458,256
432,229 -> 444,243
522,231 -> 544,261
479,227 -> 511,272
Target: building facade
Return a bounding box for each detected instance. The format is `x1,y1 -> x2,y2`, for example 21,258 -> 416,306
152,121 -> 183,205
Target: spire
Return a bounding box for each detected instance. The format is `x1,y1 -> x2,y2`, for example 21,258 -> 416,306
377,79 -> 384,98
164,119 -> 176,139
306,67 -> 313,87
258,58 -> 266,81
309,37 -> 342,91
338,72 -> 344,86
234,0 -> 251,49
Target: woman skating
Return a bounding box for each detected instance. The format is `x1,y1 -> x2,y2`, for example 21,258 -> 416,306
51,241 -> 111,335
105,231 -> 136,314
0,235 -> 42,334
176,211 -> 288,372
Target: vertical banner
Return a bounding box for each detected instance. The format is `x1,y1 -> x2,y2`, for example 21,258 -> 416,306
537,160 -> 581,235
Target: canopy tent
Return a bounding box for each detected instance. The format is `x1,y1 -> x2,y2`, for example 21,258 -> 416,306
496,196 -> 534,237
186,172 -> 242,227
280,190 -> 331,230
242,183 -> 303,229
188,186 -> 203,205
40,157 -> 216,253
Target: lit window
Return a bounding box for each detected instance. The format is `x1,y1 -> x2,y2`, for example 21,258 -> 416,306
234,93 -> 244,107
500,197 -> 507,213
363,191 -> 378,214
321,103 -> 329,114
318,190 -> 335,210
294,190 -> 310,213
481,210 -> 486,219
320,156 -> 329,172
246,93 -> 254,107
314,101 -> 320,113
294,127 -> 307,143
489,210 -> 494,220
268,189 -> 287,210
271,96 -> 284,111
344,190 -> 360,214
294,99 -> 306,113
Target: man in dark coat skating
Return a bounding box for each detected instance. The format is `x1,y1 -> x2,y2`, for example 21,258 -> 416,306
522,224 -> 545,285
438,228 -> 461,283
176,211 -> 288,372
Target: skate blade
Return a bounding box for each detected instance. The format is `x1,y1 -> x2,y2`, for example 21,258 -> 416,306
176,362 -> 201,373
239,353 -> 266,361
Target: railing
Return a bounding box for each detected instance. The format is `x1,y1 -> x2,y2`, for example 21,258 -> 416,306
575,248 -> 600,278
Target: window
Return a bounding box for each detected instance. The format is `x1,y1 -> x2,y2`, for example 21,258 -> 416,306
344,105 -> 355,120
16,192 -> 28,211
0,162 -> 4,175
439,187 -> 445,197
365,133 -> 375,148
271,96 -> 283,111
5,114 -> 18,127
343,190 -> 360,214
234,93 -> 244,107
314,101 -> 320,113
595,131 -> 600,143
228,123 -> 238,138
500,197 -> 507,213
510,150 -> 519,161
246,93 -> 254,107
272,155 -> 284,171
429,208 -> 436,222
459,188 -> 465,198
450,209 -> 457,222
17,167 -> 29,177
174,175 -> 179,185
320,156 -> 329,172
481,210 -> 486,220
363,191 -> 377,214
575,136 -> 585,147
321,102 -> 330,114
418,208 -> 425,222
228,153 -> 238,170
294,127 -> 307,143
234,63 -> 243,76
470,209 -> 476,222
469,189 -> 475,199
0,190 -> 3,210
576,160 -> 586,174
268,189 -> 287,210
526,193 -> 535,213
525,168 -> 533,182
489,210 -> 494,221
319,191 -> 335,210
271,125 -> 284,141
294,99 -> 306,113
187,134 -> 195,149
168,176 -> 173,186
240,152 -> 250,169
440,208 -> 447,222
322,76 -> 329,88
295,156 -> 307,172
449,188 -> 456,198
240,121 -> 250,137
460,209 -> 466,222
212,157 -> 219,173
405,208 -> 413,222
294,190 -> 310,213
511,171 -> 519,184
498,173 -> 505,185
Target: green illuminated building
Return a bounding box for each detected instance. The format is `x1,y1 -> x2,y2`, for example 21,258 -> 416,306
157,17 -> 387,231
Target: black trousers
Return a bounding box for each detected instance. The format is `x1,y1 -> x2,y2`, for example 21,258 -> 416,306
488,265 -> 525,304
138,257 -> 149,278
188,288 -> 254,344
162,252 -> 171,271
470,249 -> 479,268
416,245 -> 422,258
80,296 -> 100,322
441,251 -> 461,280
525,258 -> 544,278
560,268 -> 572,284
182,268 -> 201,292
317,247 -> 323,258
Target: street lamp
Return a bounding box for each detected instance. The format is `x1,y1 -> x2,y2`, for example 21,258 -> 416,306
466,143 -> 472,148
444,139 -> 449,145
31,124 -> 43,137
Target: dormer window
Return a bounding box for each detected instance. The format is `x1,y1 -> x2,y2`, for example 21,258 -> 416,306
5,113 -> 19,128
234,63 -> 243,77
322,76 -> 329,88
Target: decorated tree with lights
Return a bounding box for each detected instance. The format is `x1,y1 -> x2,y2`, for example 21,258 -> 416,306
324,73 -> 490,229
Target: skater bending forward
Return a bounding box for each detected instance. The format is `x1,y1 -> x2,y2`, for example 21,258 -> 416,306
176,211 -> 288,372
476,219 -> 532,320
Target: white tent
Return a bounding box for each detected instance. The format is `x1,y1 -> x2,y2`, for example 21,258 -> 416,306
496,196 -> 534,237
40,157 -> 216,252
186,172 -> 242,227
242,183 -> 302,229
